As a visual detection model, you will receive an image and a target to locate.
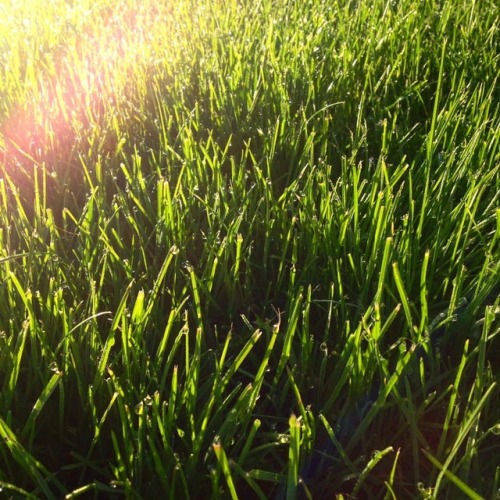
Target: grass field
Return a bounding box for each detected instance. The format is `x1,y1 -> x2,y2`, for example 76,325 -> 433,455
0,0 -> 499,497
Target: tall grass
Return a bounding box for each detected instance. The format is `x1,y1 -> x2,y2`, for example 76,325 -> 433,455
0,0 -> 499,497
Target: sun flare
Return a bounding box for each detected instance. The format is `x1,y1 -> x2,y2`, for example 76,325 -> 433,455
0,0 -> 171,171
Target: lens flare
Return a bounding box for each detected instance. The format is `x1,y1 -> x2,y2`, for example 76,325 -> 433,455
1,0 -> 170,182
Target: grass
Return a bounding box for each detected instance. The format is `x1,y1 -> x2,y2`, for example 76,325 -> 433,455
0,0 -> 499,497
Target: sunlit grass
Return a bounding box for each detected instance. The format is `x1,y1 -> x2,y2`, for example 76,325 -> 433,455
0,0 -> 499,497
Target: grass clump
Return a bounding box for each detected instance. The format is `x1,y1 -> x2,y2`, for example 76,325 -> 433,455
0,0 -> 499,498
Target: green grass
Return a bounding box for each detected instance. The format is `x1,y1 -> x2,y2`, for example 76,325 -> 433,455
0,0 -> 499,497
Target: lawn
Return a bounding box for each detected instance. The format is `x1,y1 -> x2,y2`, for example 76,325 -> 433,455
0,0 -> 499,498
